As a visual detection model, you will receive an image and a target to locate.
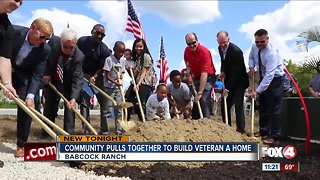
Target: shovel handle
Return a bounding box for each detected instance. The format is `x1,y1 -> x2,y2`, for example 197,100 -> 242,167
48,82 -> 98,135
191,85 -> 204,119
222,79 -> 228,125
16,98 -> 69,136
0,83 -> 57,140
84,78 -> 117,106
129,68 -> 145,122
251,75 -> 255,137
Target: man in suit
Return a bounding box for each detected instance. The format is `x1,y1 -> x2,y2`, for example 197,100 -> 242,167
11,18 -> 53,157
0,0 -> 22,166
42,29 -> 84,136
217,31 -> 249,134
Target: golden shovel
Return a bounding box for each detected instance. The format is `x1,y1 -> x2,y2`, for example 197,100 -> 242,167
84,78 -> 133,109
16,98 -> 69,136
0,83 -> 57,140
251,75 -> 255,138
129,68 -> 146,122
48,82 -> 98,135
84,78 -> 135,131
113,64 -> 136,132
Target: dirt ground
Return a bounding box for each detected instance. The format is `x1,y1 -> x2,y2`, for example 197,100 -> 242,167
0,114 -> 319,180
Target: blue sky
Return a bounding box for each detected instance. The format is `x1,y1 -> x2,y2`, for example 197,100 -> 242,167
8,0 -> 320,88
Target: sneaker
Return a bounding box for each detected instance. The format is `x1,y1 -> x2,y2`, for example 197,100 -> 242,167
116,130 -> 123,135
100,132 -> 110,135
14,147 -> 24,158
83,130 -> 91,135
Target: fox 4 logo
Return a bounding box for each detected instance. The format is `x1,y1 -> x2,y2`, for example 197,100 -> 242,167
261,145 -> 297,159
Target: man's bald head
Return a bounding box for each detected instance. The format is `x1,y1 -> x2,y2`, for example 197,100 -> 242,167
185,32 -> 199,52
217,30 -> 230,50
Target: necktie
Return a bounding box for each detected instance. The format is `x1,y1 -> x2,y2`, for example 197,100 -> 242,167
55,56 -> 64,92
223,48 -> 227,60
56,56 -> 64,84
258,49 -> 263,81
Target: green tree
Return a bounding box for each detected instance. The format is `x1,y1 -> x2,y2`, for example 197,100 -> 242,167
296,25 -> 320,52
285,59 -> 314,96
295,26 -> 320,96
296,26 -> 320,71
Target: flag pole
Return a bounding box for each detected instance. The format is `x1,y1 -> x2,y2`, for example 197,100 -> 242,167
159,36 -> 163,82
123,0 -> 128,41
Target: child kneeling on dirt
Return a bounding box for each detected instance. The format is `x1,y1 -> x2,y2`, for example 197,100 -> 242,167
146,84 -> 171,121
167,70 -> 193,119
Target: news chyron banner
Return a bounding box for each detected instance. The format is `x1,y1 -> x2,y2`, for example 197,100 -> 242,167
56,135 -> 259,161
24,135 -> 128,161
24,135 -> 259,161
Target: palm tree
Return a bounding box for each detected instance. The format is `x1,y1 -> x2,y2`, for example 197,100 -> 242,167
296,26 -> 320,52
296,26 -> 320,71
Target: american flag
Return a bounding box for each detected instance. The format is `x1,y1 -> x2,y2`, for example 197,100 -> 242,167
125,0 -> 145,40
157,36 -> 170,84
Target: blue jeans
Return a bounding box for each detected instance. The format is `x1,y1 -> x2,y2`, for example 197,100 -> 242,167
101,87 -> 123,133
80,74 -> 107,133
192,76 -> 216,119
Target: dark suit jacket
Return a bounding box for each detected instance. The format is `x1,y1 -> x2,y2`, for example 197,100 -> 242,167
218,42 -> 249,91
47,35 -> 84,100
11,25 -> 51,99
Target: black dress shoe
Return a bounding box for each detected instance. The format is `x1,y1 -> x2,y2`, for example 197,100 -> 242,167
263,137 -> 279,144
236,129 -> 246,134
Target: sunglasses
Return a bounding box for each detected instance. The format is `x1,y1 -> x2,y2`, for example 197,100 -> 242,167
35,28 -> 50,41
187,41 -> 197,46
14,0 -> 23,5
39,35 -> 50,41
255,40 -> 266,44
255,38 -> 269,44
92,30 -> 106,37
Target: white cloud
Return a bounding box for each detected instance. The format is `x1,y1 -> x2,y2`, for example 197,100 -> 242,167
135,1 -> 220,27
87,1 -> 127,44
209,48 -> 220,74
13,8 -> 98,38
239,1 -> 320,64
123,39 -> 134,51
87,0 -> 221,43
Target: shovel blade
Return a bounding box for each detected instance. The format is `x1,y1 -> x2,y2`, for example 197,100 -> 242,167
110,102 -> 133,109
118,119 -> 136,132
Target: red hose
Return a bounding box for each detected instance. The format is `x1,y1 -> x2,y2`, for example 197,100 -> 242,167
284,68 -> 311,154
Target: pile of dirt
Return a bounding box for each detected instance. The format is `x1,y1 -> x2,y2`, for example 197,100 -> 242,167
127,118 -> 252,142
